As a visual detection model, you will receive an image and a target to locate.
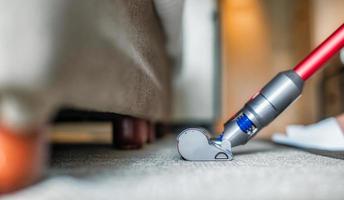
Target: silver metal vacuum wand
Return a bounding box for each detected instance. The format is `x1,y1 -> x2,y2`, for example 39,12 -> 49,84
221,70 -> 303,148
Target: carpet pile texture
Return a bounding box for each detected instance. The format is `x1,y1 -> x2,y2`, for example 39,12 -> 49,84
4,135 -> 344,200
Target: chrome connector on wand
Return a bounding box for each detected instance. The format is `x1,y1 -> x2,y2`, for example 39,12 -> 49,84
220,70 -> 304,149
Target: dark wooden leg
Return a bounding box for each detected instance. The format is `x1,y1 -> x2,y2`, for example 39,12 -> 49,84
147,122 -> 156,143
0,124 -> 48,194
112,116 -> 149,149
135,119 -> 149,145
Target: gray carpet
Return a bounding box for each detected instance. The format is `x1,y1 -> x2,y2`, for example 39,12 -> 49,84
3,135 -> 344,200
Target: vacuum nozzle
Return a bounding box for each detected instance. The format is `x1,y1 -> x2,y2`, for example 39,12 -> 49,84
177,128 -> 233,161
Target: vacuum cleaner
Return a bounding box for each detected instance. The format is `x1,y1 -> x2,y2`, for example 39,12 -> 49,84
177,23 -> 344,161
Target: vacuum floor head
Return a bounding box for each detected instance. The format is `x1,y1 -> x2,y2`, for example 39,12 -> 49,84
177,128 -> 233,161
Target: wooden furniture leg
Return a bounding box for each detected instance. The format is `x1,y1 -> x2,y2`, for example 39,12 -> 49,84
112,117 -> 149,149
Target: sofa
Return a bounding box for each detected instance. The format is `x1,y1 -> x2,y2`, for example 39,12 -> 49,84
0,0 -> 184,193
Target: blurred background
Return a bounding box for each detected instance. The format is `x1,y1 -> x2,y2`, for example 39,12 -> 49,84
1,0 -> 344,197
0,0 -> 343,143
173,0 -> 344,139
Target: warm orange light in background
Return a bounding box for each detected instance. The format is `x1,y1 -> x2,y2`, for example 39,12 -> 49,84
216,0 -> 323,137
222,0 -> 269,62
217,0 -> 272,135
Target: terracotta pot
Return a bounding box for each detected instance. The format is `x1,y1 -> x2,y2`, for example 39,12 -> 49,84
0,124 -> 48,194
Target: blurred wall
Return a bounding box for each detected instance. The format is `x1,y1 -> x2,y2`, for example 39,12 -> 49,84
172,0 -> 219,123
312,0 -> 344,46
312,0 -> 344,117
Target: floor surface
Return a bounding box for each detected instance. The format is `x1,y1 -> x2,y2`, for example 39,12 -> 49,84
3,134 -> 344,200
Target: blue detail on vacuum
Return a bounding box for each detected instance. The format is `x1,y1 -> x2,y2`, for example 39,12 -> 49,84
236,114 -> 254,133
215,134 -> 223,141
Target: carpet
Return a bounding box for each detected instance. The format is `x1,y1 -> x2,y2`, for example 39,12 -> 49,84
3,134 -> 344,200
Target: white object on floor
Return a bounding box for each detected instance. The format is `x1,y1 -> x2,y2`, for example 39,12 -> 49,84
272,117 -> 344,151
340,48 -> 344,64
